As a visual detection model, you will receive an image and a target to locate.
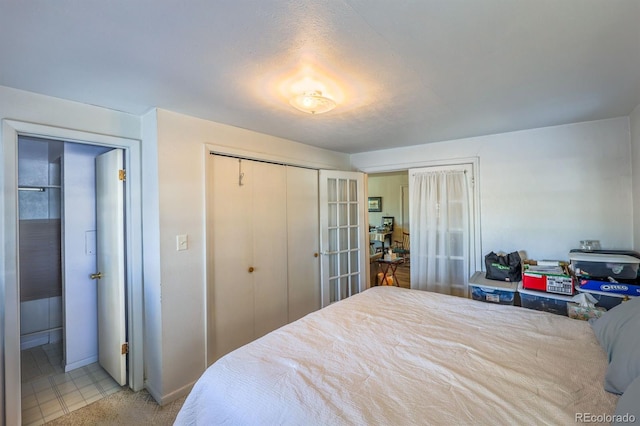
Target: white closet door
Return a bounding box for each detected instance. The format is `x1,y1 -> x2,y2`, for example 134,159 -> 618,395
211,155 -> 254,359
286,166 -> 320,322
211,155 -> 289,358
252,161 -> 288,338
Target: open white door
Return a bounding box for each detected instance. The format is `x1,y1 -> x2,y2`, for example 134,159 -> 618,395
319,170 -> 367,307
95,149 -> 127,386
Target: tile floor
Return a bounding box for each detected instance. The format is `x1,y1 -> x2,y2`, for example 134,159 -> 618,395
21,342 -> 122,425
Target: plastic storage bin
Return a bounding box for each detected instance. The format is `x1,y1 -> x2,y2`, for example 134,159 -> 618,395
569,252 -> 640,280
574,286 -> 634,310
518,282 -> 574,316
469,271 -> 518,305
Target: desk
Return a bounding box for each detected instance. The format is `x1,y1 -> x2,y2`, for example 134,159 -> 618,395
370,231 -> 392,253
375,257 -> 405,286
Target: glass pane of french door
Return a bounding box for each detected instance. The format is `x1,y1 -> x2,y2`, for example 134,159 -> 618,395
319,170 -> 366,306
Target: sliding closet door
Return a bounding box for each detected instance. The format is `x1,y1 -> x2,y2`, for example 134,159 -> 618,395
252,161 -> 288,339
210,155 -> 288,359
286,166 -> 320,322
211,155 -> 254,358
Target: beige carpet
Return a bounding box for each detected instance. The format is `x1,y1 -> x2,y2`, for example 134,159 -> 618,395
45,388 -> 186,425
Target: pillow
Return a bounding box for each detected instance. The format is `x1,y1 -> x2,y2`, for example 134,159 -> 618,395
590,296 -> 640,394
613,375 -> 640,425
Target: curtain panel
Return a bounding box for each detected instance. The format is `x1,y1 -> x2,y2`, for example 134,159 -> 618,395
410,170 -> 469,296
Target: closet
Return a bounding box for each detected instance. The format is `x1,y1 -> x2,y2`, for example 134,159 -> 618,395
208,154 -> 320,361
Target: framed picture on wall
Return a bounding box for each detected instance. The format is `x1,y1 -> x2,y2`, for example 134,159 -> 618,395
368,197 -> 382,212
382,216 -> 394,231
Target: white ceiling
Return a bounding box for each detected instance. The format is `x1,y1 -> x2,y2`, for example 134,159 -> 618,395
1,1 -> 639,154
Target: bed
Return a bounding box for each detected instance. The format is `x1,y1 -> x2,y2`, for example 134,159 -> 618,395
175,286 -> 618,425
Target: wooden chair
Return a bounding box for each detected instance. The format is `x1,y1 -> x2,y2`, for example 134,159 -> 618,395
393,232 -> 410,265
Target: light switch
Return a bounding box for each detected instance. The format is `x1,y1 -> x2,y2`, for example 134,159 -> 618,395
176,234 -> 188,251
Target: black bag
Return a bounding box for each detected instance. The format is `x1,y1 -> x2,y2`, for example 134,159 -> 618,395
485,251 -> 522,282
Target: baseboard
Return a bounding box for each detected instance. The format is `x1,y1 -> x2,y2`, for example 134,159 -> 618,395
145,380 -> 196,406
64,355 -> 98,372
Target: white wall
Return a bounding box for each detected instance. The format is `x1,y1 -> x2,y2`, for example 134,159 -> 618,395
141,108 -> 351,403
352,117 -> 633,261
631,104 -> 640,250
0,85 -> 140,425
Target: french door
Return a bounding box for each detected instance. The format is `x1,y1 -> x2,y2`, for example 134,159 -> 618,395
319,170 -> 367,306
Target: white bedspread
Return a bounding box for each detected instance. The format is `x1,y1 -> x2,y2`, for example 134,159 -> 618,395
175,286 -> 617,425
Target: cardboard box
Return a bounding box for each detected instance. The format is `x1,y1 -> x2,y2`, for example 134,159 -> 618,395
576,278 -> 640,297
522,265 -> 573,295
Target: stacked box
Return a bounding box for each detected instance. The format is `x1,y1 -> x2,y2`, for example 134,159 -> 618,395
469,271 -> 518,305
575,278 -> 640,297
522,265 -> 573,295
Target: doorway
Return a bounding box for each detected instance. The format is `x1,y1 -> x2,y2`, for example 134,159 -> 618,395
367,171 -> 411,289
2,119 -> 144,426
366,161 -> 480,293
18,136 -> 124,423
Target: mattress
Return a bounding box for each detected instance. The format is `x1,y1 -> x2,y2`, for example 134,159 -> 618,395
175,286 -> 617,425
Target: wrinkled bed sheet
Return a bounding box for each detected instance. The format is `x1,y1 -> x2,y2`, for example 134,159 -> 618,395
175,286 -> 617,425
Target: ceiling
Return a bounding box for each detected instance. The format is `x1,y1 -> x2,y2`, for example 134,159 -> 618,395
1,1 -> 639,154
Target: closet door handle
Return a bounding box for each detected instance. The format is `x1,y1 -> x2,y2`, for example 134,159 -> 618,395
314,253 -> 319,257
248,267 -> 255,273
90,272 -> 103,280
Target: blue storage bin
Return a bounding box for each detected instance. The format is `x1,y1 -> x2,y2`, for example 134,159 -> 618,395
518,283 -> 574,316
469,271 -> 518,305
574,286 -> 634,310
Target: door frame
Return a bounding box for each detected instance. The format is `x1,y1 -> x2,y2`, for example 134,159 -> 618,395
1,120 -> 144,425
357,157 -> 482,276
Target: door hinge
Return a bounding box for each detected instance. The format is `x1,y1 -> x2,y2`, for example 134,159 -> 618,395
121,342 -> 129,355
119,169 -> 126,181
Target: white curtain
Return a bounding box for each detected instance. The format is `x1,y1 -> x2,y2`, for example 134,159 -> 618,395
410,170 -> 469,296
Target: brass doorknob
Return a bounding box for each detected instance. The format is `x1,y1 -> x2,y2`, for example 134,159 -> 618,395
90,272 -> 103,280
314,253 -> 319,257
248,267 -> 255,273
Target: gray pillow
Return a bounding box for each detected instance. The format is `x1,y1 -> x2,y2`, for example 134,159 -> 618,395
590,296 -> 640,394
613,375 -> 640,425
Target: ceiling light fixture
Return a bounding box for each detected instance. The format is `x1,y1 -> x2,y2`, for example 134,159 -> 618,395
289,91 -> 336,114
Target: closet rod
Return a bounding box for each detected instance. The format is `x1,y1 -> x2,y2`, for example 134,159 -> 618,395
209,152 -> 317,171
18,187 -> 45,192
